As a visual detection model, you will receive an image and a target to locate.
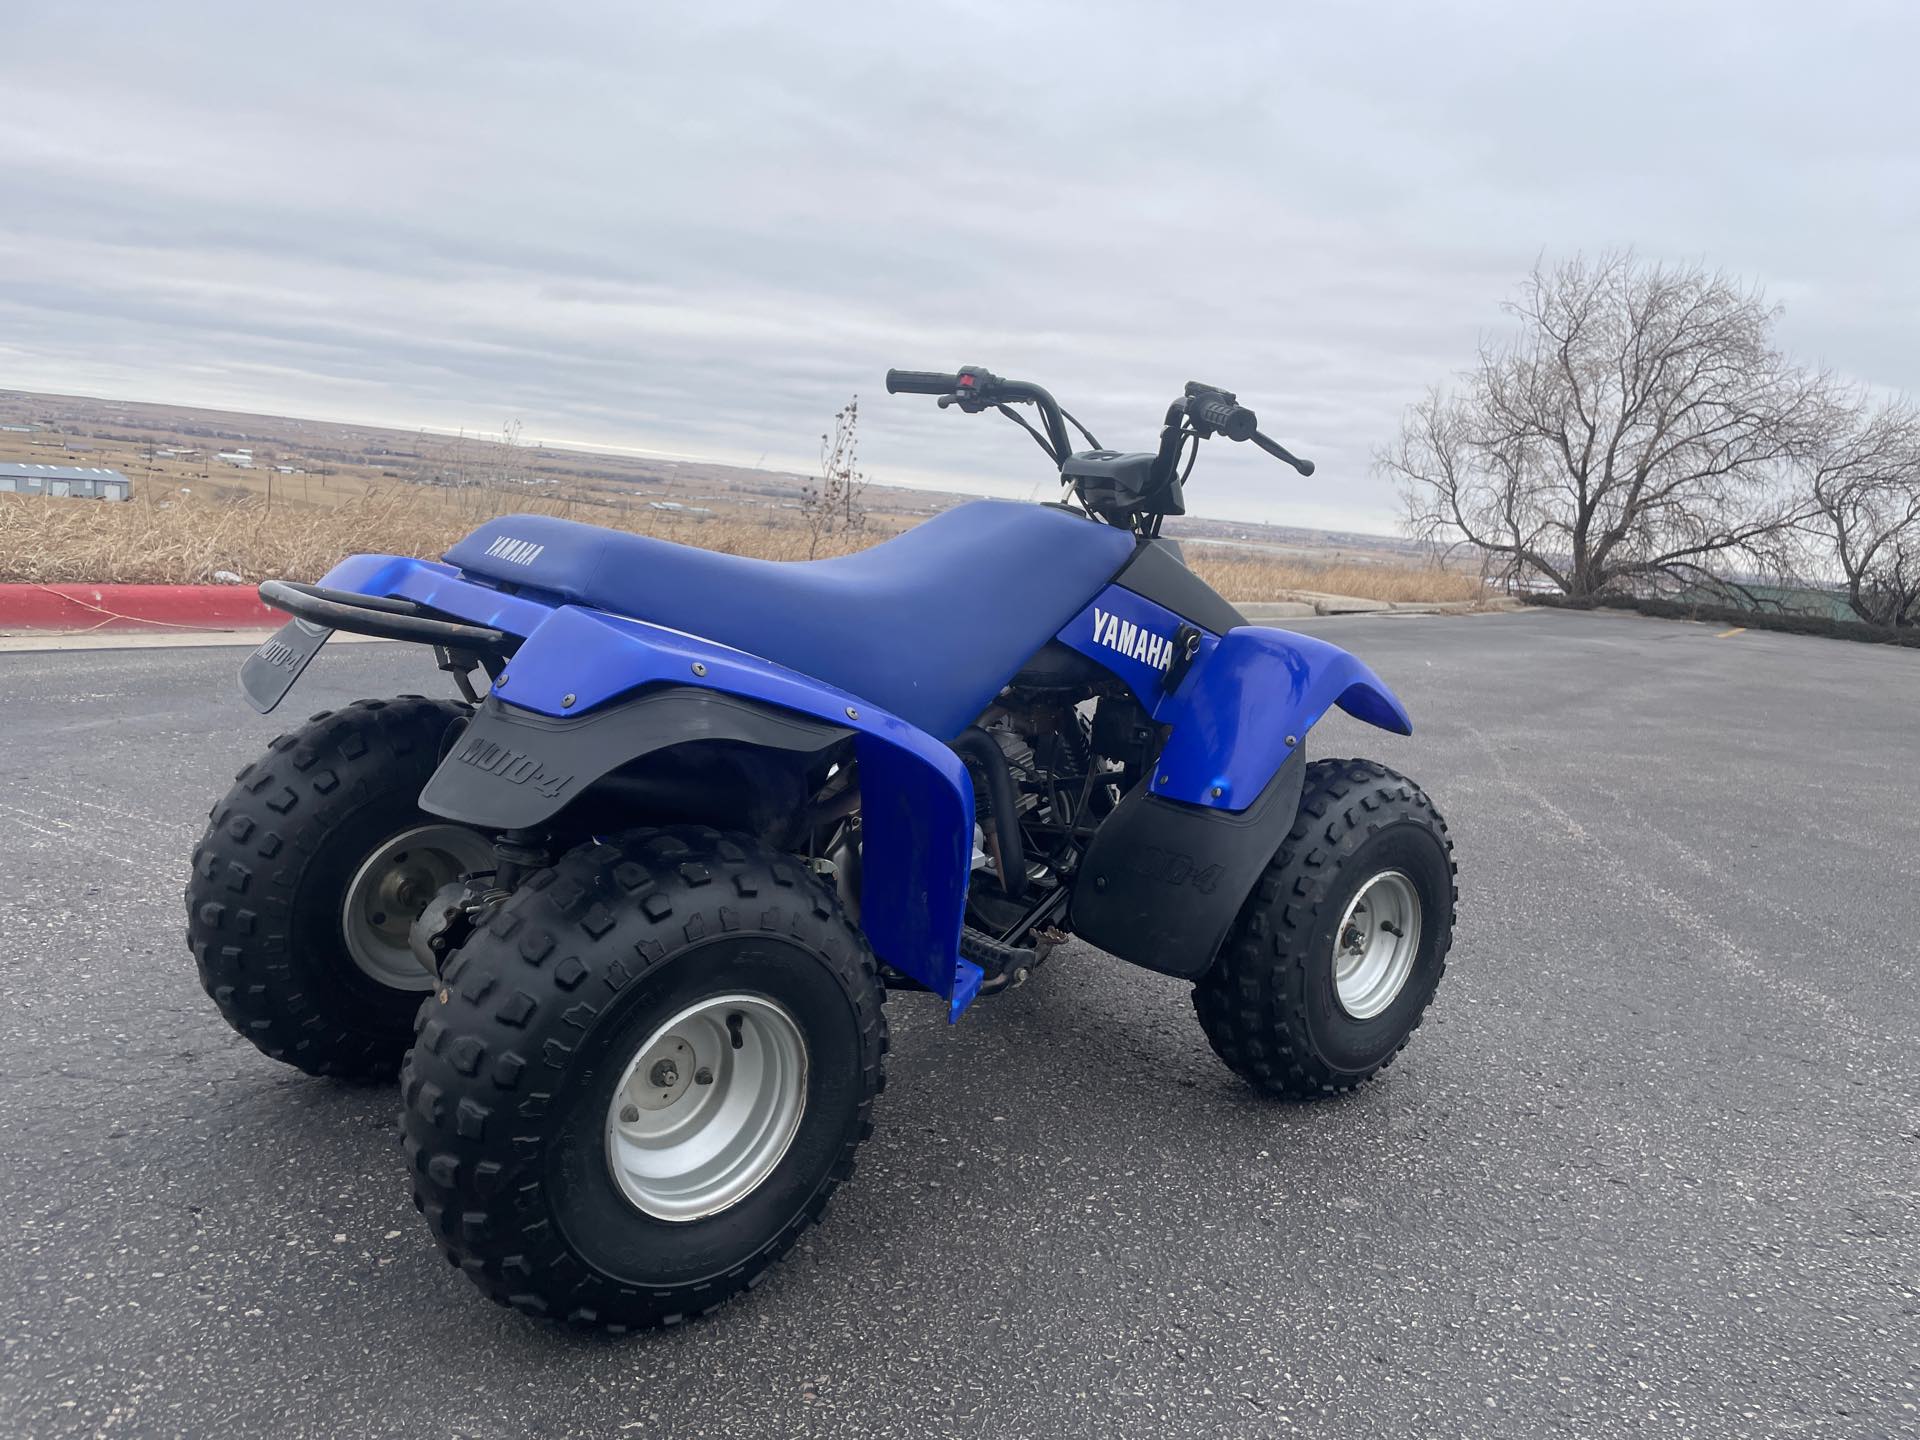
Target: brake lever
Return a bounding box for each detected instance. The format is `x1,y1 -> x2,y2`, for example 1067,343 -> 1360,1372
939,392 -> 998,415
1251,429 -> 1314,476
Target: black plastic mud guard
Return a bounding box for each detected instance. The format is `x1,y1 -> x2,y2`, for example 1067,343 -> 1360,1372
1069,747 -> 1306,979
418,687 -> 852,830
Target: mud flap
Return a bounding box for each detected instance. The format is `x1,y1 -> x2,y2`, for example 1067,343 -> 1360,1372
418,689 -> 851,830
1069,747 -> 1305,979
238,618 -> 333,714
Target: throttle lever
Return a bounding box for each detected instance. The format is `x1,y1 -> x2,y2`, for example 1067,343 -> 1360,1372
1251,429 -> 1315,476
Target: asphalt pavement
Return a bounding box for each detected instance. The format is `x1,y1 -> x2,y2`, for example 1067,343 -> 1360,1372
1,609 -> 1915,1438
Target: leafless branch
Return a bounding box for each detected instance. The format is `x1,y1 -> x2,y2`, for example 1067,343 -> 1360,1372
800,396 -> 868,560
1379,251 -> 1829,600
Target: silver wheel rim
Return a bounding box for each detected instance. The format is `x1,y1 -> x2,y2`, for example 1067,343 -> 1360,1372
605,993 -> 809,1223
1332,869 -> 1422,1020
341,823 -> 495,991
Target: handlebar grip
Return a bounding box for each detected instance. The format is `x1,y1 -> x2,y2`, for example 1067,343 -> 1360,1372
886,369 -> 961,396
1187,394 -> 1259,443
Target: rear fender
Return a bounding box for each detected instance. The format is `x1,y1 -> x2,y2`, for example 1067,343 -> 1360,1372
417,603 -> 984,1019
240,553 -> 560,713
318,552 -> 559,637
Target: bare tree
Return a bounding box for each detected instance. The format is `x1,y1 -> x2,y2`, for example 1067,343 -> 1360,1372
1382,252 -> 1827,598
1804,397 -> 1920,627
800,397 -> 867,559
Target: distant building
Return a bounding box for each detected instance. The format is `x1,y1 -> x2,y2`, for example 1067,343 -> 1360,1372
215,450 -> 255,468
0,463 -> 133,501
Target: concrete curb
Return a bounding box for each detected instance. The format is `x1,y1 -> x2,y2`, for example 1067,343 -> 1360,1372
1241,595 -> 1523,621
1237,601 -> 1317,621
0,629 -> 391,654
0,583 -> 279,634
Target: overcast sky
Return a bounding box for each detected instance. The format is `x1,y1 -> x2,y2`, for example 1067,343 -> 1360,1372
3,2 -> 1916,532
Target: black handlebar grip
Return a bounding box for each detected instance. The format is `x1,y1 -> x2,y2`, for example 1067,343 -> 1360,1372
885,369 -> 961,396
1187,394 -> 1259,442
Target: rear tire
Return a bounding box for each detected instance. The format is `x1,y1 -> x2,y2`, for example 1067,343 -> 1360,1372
186,696 -> 481,1080
1194,758 -> 1456,1098
400,827 -> 887,1332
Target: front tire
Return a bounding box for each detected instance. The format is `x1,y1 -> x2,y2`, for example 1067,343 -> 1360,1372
1194,758 -> 1456,1098
186,696 -> 485,1080
400,828 -> 886,1331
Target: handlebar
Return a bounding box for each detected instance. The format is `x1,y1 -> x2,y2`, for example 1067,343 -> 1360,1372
885,365 -> 1315,490
888,364 -> 1073,465
1182,382 -> 1312,473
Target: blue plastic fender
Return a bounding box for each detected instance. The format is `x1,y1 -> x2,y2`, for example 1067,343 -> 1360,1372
1057,586 -> 1412,812
492,605 -> 984,1017
1151,626 -> 1412,810
308,562 -> 987,1021
316,553 -> 558,638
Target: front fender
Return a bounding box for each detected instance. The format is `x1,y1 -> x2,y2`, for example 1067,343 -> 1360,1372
417,603 -> 984,1019
1069,626 -> 1412,978
1151,625 -> 1412,811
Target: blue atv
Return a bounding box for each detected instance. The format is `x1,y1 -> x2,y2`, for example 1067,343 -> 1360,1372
187,367 -> 1456,1330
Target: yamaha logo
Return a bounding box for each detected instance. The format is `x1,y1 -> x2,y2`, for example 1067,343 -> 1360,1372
1090,605 -> 1173,670
483,535 -> 545,566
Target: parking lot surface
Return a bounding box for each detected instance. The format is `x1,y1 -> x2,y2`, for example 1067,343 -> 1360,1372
1,608 -> 1915,1437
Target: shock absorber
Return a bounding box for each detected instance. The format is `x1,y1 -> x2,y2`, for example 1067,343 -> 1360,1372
491,828 -> 552,893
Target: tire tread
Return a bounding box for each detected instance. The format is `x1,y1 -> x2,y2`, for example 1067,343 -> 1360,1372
399,826 -> 887,1332
185,695 -> 471,1080
1193,758 -> 1457,1098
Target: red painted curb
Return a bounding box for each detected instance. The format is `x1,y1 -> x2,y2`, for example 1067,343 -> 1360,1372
0,583 -> 281,633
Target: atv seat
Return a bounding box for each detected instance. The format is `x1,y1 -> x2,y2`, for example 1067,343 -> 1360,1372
443,500 -> 1135,738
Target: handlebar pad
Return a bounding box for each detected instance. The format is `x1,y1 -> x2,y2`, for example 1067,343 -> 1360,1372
1187,394 -> 1259,443
886,368 -> 962,396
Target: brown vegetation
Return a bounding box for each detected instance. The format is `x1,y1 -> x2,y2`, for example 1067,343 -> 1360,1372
0,485 -> 1484,604
1189,550 -> 1485,604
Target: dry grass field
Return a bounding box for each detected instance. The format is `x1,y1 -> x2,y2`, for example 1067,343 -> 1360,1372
0,487 -> 1485,603
0,488 -> 873,585
0,389 -> 1487,604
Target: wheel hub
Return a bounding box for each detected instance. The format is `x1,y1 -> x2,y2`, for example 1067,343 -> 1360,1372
341,823 -> 496,991
605,994 -> 808,1223
1331,869 -> 1422,1020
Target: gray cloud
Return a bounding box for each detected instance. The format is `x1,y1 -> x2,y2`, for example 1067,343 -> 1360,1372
3,1 -> 1916,531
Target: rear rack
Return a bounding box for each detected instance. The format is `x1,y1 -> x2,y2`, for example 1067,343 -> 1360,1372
259,580 -> 515,654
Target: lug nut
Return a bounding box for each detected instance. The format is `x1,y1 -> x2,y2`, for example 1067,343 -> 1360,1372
619,1104 -> 639,1123
694,1066 -> 714,1086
